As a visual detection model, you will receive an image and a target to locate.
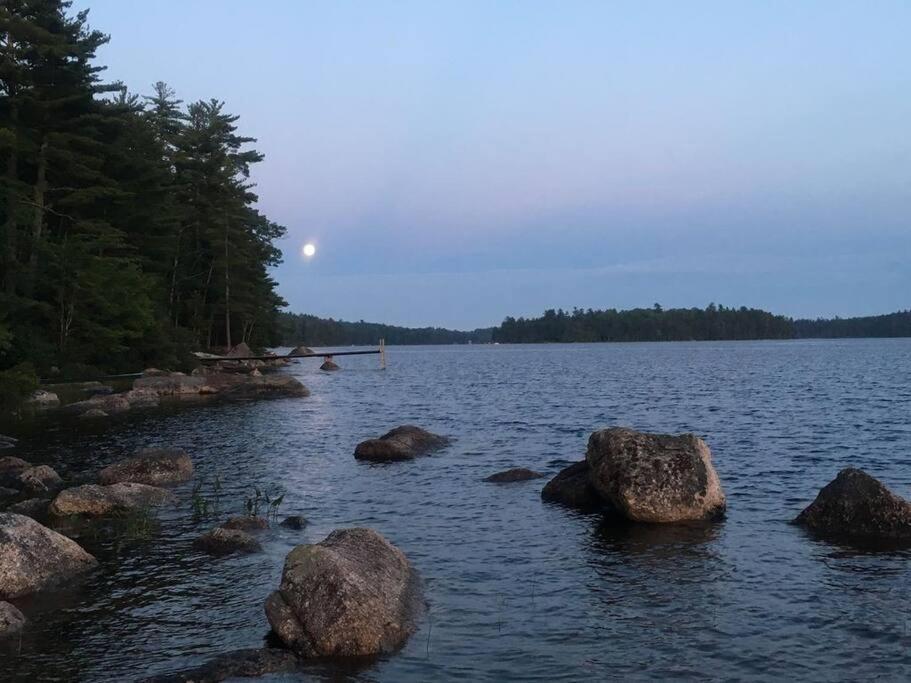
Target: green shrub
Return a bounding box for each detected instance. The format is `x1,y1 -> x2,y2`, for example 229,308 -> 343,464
0,362 -> 39,413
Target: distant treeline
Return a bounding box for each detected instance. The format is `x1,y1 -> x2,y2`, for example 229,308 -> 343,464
492,304 -> 794,343
278,313 -> 493,347
279,306 -> 911,346
794,310 -> 911,339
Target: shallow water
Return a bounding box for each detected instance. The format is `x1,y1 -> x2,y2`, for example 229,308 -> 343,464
3,339 -> 911,681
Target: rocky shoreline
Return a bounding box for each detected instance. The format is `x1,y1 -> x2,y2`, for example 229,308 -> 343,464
3,419 -> 910,676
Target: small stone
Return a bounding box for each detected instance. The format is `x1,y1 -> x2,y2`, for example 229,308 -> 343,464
484,468 -> 544,483
279,515 -> 308,530
320,359 -> 340,371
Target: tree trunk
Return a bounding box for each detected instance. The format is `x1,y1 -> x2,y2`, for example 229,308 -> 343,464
3,102 -> 18,295
25,138 -> 48,296
223,219 -> 231,349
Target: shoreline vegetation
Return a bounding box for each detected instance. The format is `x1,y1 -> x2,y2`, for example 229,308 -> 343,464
278,307 -> 911,346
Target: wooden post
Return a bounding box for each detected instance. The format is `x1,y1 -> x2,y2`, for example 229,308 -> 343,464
380,338 -> 386,370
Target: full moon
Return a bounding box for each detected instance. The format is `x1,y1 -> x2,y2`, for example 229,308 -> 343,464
302,243 -> 316,258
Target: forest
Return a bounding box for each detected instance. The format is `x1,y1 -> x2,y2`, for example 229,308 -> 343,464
0,1 -> 286,392
278,312 -> 493,347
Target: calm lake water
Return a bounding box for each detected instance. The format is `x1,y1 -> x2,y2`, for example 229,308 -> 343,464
4,339 -> 911,681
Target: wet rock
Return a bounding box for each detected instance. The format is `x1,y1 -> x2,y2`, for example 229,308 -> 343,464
288,346 -> 314,357
79,408 -> 109,419
586,427 -> 726,523
7,498 -> 50,520
484,468 -> 544,483
0,456 -> 28,474
123,388 -> 160,409
0,513 -> 97,598
0,601 -> 26,638
354,425 -> 449,463
193,527 -> 262,555
279,515 -> 308,530
220,515 -> 269,532
794,468 -> 911,540
49,483 -> 176,518
65,393 -> 131,416
265,528 -> 424,658
138,647 -> 299,682
141,368 -> 169,377
541,461 -> 604,512
99,447 -> 193,486
319,359 -> 340,371
0,435 -> 18,451
18,465 -> 63,496
133,372 -> 207,396
24,390 -> 60,410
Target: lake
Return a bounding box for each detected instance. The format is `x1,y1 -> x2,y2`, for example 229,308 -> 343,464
5,338 -> 911,681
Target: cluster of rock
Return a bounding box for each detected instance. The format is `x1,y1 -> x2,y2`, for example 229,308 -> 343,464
354,425 -> 450,462
541,427 -> 727,523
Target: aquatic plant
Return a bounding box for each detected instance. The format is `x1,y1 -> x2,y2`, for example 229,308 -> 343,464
244,486 -> 284,522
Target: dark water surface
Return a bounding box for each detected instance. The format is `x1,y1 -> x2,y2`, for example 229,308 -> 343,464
3,339 -> 911,681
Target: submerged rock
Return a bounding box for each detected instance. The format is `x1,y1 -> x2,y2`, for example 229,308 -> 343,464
540,461 -> 605,512
138,647 -> 299,682
0,513 -> 97,598
794,468 -> 911,540
265,528 -> 424,658
220,515 -> 269,532
354,425 -> 449,462
65,393 -> 131,416
193,527 -> 262,556
0,601 -> 26,638
279,515 -> 308,530
484,468 -> 544,483
99,447 -> 193,486
49,483 -> 175,518
18,465 -> 63,496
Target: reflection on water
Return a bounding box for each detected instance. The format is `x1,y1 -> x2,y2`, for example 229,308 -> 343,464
3,339 -> 911,681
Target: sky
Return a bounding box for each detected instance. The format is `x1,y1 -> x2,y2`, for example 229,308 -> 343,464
74,0 -> 910,329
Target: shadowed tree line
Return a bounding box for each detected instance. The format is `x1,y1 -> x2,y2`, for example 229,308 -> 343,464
1,1 -> 285,391
278,312 -> 494,347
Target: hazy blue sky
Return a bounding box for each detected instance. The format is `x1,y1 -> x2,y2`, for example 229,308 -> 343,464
75,0 -> 910,328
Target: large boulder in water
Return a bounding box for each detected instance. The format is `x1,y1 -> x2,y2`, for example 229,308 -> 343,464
354,425 -> 449,462
319,359 -> 340,371
18,465 -> 63,496
793,468 -> 911,540
0,513 -> 97,598
541,461 -> 604,512
585,427 -> 726,523
99,447 -> 193,486
49,483 -> 176,518
265,528 -> 424,658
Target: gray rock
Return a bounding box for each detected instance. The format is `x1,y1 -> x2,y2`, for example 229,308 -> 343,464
220,515 -> 269,532
138,648 -> 299,682
279,515 -> 308,530
0,513 -> 97,598
49,483 -> 176,518
99,447 -> 193,486
354,425 -> 449,463
541,461 -> 604,512
288,346 -> 314,357
0,601 -> 26,638
24,390 -> 60,410
7,498 -> 50,520
18,465 -> 63,496
0,456 -> 29,475
586,427 -> 726,523
65,393 -> 131,416
193,527 -> 262,556
484,467 -> 544,483
319,359 -> 340,371
79,408 -> 109,419
794,468 -> 911,540
265,528 -> 424,658
0,435 -> 18,451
